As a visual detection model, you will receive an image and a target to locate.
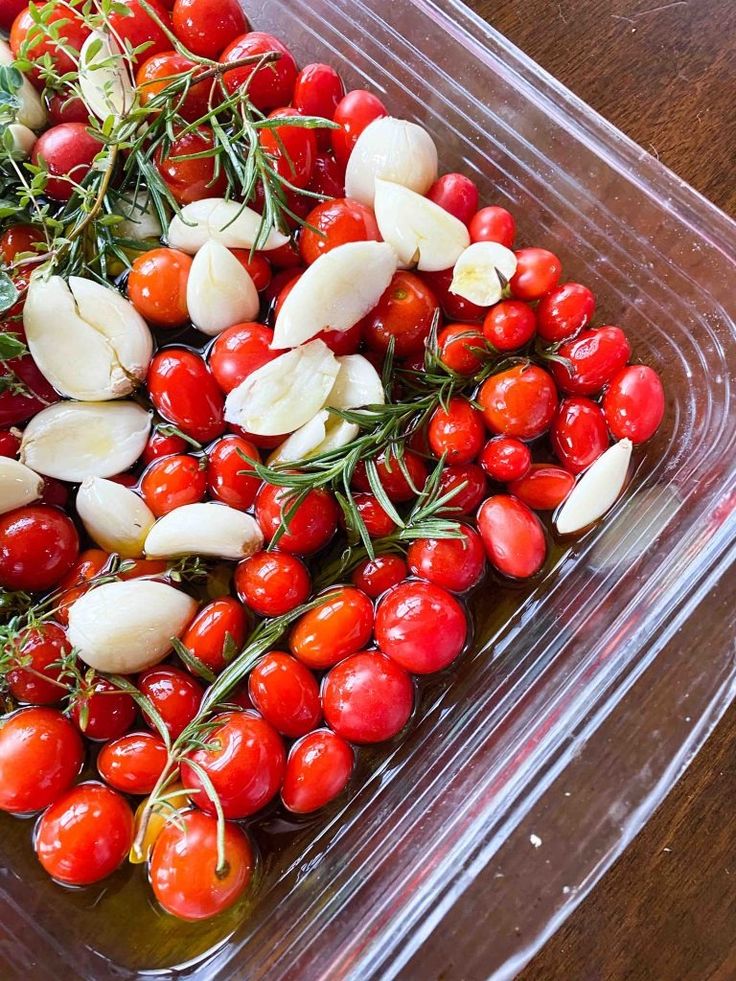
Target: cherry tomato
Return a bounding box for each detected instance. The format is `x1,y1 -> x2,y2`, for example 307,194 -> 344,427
55,548 -> 109,624
0,352 -> 60,427
293,64 -> 345,148
351,554 -> 408,598
508,463 -> 575,511
171,0 -> 247,59
602,364 -> 665,443
148,348 -> 225,443
322,651 -> 414,743
31,124 -> 102,202
537,282 -> 595,343
248,651 -> 321,738
127,247 -> 191,328
209,322 -> 278,394
550,326 -> 632,396
362,270 -> 439,357
142,428 -> 188,465
5,622 -> 69,705
437,322 -> 486,375
352,448 -> 428,504
10,5 -> 90,84
40,476 -> 70,507
205,435 -> 260,511
180,597 -> 248,676
97,731 -> 168,794
331,89 -> 387,167
155,127 -> 227,205
436,463 -> 488,516
375,580 -> 467,673
407,526 -> 485,593
222,32 -> 298,111
182,710 -> 285,817
0,428 -> 20,457
477,495 -> 547,579
0,223 -> 44,262
483,299 -> 537,352
469,206 -> 516,248
234,551 -> 311,617
428,397 -> 485,465
138,665 -> 204,739
108,0 -> 172,62
550,397 -> 609,473
0,707 -> 83,813
478,364 -> 558,440
479,436 -> 531,483
281,729 -> 354,814
352,492 -> 397,537
427,173 -> 479,225
231,250 -> 272,292
258,107 -> 317,189
141,454 -> 207,516
0,0 -> 24,32
510,247 -> 562,301
46,90 -> 89,125
300,197 -> 380,265
136,51 -> 214,121
290,587 -> 374,670
34,781 -> 134,885
420,267 -> 487,323
314,320 -> 364,356
0,504 -> 78,592
69,678 -> 137,741
265,239 -> 303,270
150,809 -> 254,920
309,151 -> 346,197
255,483 -> 339,554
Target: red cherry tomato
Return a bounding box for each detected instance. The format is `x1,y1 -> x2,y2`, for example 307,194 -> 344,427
69,678 -> 137,741
510,247 -> 562,301
155,127 -> 227,204
97,731 -> 168,794
255,483 -> 339,554
31,124 -> 102,202
289,587 -> 374,670
234,551 -> 311,617
0,351 -> 60,427
142,428 -> 188,465
138,665 -> 204,740
222,32 -> 298,111
231,250 -> 272,292
150,809 -> 254,920
300,197 -> 381,265
209,322 -> 278,394
428,397 -> 485,465
127,248 -> 191,328
537,282 -> 595,343
352,448 -> 428,504
182,710 -> 285,817
352,492 -> 397,537
206,435 -> 261,511
375,580 -> 467,673
148,348 -> 225,443
10,5 -> 90,84
351,554 -> 408,598
55,548 -> 109,624
0,428 -> 21,457
309,150 -> 346,197
34,782 -> 134,885
362,270 -> 439,357
281,729 -> 353,814
551,397 -> 610,473
314,320 -> 364,356
407,526 -> 486,593
0,504 -> 78,592
248,651 -> 321,738
5,623 -> 69,705
437,322 -> 486,375
259,107 -> 317,189
136,51 -> 213,121
427,173 -> 479,225
331,89 -> 387,167
46,90 -> 89,125
0,707 -> 83,814
479,436 -> 531,483
171,0 -> 247,59
469,206 -> 516,248
477,495 -> 547,579
478,364 -> 558,440
420,267 -> 487,323
550,326 -> 632,396
602,364 -> 665,443
436,463 -> 488,515
0,0 -> 24,32
483,300 -> 537,352
0,223 -> 44,262
322,651 -> 414,743
508,463 -> 575,511
293,63 -> 344,150
40,476 -> 69,507
180,597 -> 248,676
140,454 -> 207,516
108,0 -> 172,62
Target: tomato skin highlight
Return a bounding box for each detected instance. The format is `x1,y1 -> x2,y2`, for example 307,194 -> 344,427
234,551 -> 311,617
407,526 -> 486,593
281,729 -> 354,814
478,364 -> 558,440
0,504 -> 79,592
180,597 -> 248,675
375,581 -> 467,673
508,464 -> 575,511
322,652 -> 414,744
477,495 -> 547,579
550,326 -> 631,396
290,587 -> 375,670
551,397 -> 610,473
148,348 -> 226,443
351,554 -> 408,598
248,651 -> 322,738
602,365 -> 665,443
97,731 -> 168,795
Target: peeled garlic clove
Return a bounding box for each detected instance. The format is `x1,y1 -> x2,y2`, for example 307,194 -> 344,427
23,275 -> 153,400
373,178 -> 470,272
167,198 -> 289,254
272,242 -> 397,349
268,411 -> 359,465
555,439 -> 632,536
115,188 -> 163,241
450,242 -> 517,306
328,354 -> 385,409
144,502 -> 264,561
68,580 -> 198,674
186,240 -> 259,336
0,457 -> 44,514
20,401 -> 151,482
6,123 -> 36,159
345,116 -> 438,207
78,32 -> 134,121
0,40 -> 47,129
225,339 -> 340,436
76,477 -> 155,558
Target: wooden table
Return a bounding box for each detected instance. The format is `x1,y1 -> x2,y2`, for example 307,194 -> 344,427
460,1 -> 736,977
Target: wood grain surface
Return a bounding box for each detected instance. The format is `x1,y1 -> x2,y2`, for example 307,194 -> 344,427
461,0 -> 736,977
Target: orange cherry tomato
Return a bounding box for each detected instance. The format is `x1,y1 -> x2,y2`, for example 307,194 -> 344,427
299,197 -> 381,265
290,586 -> 374,670
127,247 -> 192,328
140,454 -> 207,517
477,364 -> 558,440
180,596 -> 249,675
362,271 -> 440,357
136,51 -> 214,122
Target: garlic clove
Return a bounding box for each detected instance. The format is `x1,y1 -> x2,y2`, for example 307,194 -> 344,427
345,116 -> 438,207
0,457 -> 44,514
115,188 -> 163,241
0,39 -> 47,130
554,439 -> 633,536
268,411 -> 359,465
186,240 -> 259,336
225,339 -> 340,436
76,477 -> 155,558
20,401 -> 151,482
144,502 -> 264,561
272,241 -> 397,350
167,198 -> 289,254
6,123 -> 36,159
68,580 -> 198,674
450,242 -> 517,307
78,32 -> 135,121
328,354 -> 385,410
373,178 -> 470,272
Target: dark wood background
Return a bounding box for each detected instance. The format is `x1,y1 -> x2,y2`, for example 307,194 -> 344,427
460,0 -> 736,977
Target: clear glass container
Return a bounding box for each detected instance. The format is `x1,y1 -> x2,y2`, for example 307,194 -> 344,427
1,1 -> 734,978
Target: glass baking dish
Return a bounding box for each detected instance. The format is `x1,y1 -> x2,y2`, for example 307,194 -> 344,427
1,0 -> 735,978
